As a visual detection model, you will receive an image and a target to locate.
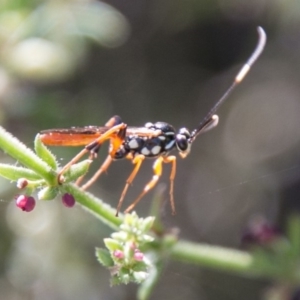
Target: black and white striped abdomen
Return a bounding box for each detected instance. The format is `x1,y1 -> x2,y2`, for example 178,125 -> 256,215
113,121 -> 177,159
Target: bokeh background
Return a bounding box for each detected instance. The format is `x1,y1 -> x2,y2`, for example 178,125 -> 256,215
1,0 -> 300,299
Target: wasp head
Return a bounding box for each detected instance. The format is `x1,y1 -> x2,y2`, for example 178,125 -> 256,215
176,127 -> 191,158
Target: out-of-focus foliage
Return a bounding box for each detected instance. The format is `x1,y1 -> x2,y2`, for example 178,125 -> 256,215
0,0 -> 129,82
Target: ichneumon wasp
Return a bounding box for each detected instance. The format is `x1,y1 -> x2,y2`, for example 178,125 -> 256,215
40,27 -> 266,216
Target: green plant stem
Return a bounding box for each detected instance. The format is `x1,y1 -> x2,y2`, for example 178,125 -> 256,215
170,240 -> 300,283
63,183 -> 122,230
0,127 -> 56,185
170,240 -> 256,276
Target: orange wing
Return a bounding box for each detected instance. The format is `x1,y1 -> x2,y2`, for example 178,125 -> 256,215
39,126 -> 111,146
39,126 -> 162,147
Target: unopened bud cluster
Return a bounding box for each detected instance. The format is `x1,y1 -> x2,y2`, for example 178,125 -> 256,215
97,212 -> 155,285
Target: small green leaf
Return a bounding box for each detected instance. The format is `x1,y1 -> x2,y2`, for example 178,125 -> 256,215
64,159 -> 92,183
95,248 -> 114,267
111,275 -> 122,286
104,238 -> 122,252
133,271 -> 148,283
111,231 -> 128,242
141,235 -> 155,243
119,268 -> 131,284
38,186 -> 58,200
34,134 -> 57,169
141,216 -> 155,233
132,262 -> 148,272
0,164 -> 41,181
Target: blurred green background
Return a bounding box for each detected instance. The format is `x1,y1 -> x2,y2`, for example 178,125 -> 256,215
1,0 -> 300,299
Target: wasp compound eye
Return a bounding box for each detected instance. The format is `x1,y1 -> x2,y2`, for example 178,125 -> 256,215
176,128 -> 190,152
178,127 -> 190,137
176,134 -> 188,151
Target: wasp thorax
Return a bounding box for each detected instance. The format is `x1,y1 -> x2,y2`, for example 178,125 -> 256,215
114,145 -> 128,159
144,122 -> 154,128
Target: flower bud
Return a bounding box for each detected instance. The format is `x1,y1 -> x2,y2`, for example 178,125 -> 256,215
16,178 -> 28,189
15,195 -> 35,212
113,250 -> 124,259
133,250 -> 144,261
62,193 -> 75,208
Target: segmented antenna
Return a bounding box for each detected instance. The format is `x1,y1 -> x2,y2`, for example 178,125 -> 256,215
190,26 -> 267,141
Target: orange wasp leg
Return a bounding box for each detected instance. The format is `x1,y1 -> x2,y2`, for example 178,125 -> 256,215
57,123 -> 126,183
164,155 -> 177,215
116,154 -> 145,216
124,155 -> 177,215
81,155 -> 113,190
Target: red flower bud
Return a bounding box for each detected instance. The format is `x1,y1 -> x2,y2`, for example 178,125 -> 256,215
62,193 -> 75,208
15,195 -> 36,212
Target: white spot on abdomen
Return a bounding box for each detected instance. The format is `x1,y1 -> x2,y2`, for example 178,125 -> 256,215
128,139 -> 139,149
151,145 -> 161,155
141,148 -> 150,156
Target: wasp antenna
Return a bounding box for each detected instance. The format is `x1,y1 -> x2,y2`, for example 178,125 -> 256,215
190,26 -> 266,141
235,27 -> 266,83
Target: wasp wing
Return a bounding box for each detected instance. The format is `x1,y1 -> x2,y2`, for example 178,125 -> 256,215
40,126 -> 162,146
